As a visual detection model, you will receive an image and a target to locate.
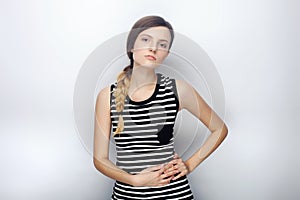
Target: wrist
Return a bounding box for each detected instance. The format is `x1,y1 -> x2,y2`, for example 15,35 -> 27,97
129,174 -> 139,187
184,160 -> 193,175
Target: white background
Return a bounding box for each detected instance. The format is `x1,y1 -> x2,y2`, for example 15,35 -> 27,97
1,0 -> 299,199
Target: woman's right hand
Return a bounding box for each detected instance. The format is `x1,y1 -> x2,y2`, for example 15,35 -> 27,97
131,164 -> 177,187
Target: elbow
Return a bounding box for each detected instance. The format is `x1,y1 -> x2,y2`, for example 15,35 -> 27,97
222,124 -> 229,140
93,156 -> 105,171
93,157 -> 100,170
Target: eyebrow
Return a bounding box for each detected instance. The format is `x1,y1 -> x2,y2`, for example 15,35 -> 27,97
139,33 -> 169,43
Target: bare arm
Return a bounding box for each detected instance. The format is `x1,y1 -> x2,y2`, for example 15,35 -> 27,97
93,86 -> 134,185
174,79 -> 228,174
93,86 -> 176,186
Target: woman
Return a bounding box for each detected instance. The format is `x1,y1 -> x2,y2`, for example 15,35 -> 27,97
94,15 -> 228,199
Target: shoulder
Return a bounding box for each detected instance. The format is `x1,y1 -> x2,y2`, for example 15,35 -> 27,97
175,79 -> 196,111
97,85 -> 111,98
175,79 -> 194,94
95,85 -> 112,109
97,81 -> 118,99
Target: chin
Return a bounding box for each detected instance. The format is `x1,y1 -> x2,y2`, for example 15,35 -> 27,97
144,63 -> 160,68
134,60 -> 160,68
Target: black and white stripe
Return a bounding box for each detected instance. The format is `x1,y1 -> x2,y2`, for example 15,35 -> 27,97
110,73 -> 194,199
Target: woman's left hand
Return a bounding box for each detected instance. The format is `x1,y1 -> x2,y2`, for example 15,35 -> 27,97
165,153 -> 190,181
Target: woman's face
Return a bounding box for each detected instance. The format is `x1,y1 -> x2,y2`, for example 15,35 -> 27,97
131,26 -> 171,68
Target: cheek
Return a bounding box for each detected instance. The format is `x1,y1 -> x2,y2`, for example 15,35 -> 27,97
157,51 -> 169,61
133,41 -> 149,50
132,50 -> 146,62
132,49 -> 146,58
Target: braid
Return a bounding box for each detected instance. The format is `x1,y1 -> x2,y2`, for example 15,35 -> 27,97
112,65 -> 132,136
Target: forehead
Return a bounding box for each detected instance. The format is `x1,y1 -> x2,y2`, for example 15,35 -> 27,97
138,26 -> 171,41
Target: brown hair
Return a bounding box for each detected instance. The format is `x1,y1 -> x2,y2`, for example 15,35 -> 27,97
112,15 -> 175,136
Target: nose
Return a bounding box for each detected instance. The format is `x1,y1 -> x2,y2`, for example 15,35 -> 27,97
149,42 -> 158,52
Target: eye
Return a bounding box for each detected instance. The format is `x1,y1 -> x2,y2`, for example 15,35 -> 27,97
141,37 -> 149,42
159,43 -> 168,48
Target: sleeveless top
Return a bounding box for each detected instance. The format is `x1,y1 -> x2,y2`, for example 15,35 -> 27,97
109,72 -> 194,200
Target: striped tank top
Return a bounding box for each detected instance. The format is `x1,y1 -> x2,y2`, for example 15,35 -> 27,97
110,72 -> 194,199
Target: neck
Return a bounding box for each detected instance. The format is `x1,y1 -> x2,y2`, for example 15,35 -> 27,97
129,66 -> 157,91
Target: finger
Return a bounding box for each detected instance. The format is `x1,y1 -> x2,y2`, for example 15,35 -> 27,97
168,161 -> 179,169
163,163 -> 174,172
165,161 -> 173,169
161,169 -> 177,179
156,165 -> 166,175
165,154 -> 179,166
167,158 -> 178,166
173,153 -> 179,159
172,171 -> 183,180
169,157 -> 183,166
172,172 -> 182,180
172,168 -> 188,180
173,161 -> 184,169
174,162 -> 188,174
159,176 -> 173,186
162,161 -> 178,174
164,168 -> 176,174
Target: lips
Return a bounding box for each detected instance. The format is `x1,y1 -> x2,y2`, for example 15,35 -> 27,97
145,55 -> 156,61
